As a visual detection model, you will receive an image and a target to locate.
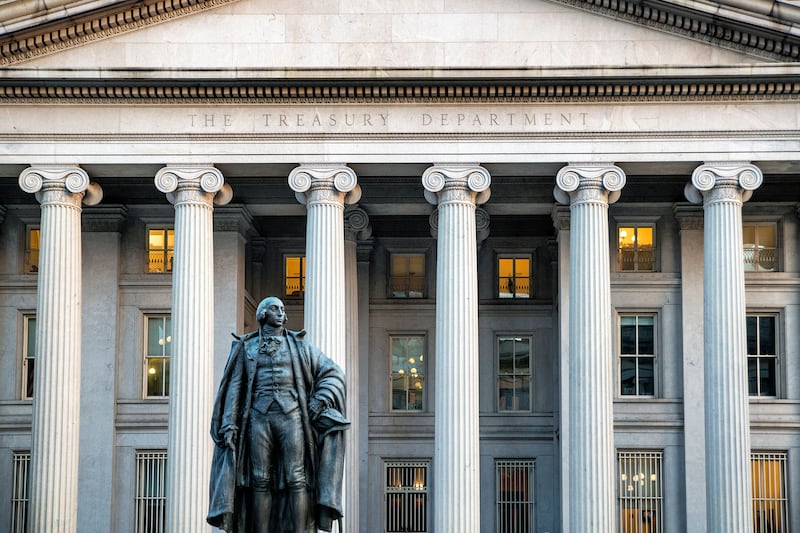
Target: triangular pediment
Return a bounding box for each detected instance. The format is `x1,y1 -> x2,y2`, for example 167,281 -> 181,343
1,0 -> 783,69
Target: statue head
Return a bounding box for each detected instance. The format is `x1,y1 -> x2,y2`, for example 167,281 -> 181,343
256,296 -> 286,329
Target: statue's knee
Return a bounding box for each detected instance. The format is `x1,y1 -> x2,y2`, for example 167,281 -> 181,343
251,470 -> 272,492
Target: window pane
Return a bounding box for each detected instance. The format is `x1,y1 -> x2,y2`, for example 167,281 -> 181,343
408,255 -> 424,275
498,339 -> 514,374
746,316 -> 758,354
758,357 -> 776,397
759,316 -> 775,355
391,337 -> 425,411
637,226 -> 653,248
637,317 -> 654,355
147,357 -> 166,397
499,277 -> 513,298
620,357 -> 637,395
286,257 -> 301,277
517,378 -> 530,411
149,230 -> 165,250
391,255 -> 409,276
147,318 -> 165,356
498,258 -> 513,278
620,317 -> 636,354
514,258 -> 529,278
25,359 -> 35,399
515,339 -> 530,374
743,225 -> 756,245
757,225 -> 776,248
637,358 -> 655,396
618,227 -> 635,248
26,318 -> 36,357
748,358 -> 759,396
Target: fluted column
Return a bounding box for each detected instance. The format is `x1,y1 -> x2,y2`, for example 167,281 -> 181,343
554,164 -> 626,532
18,165 -> 102,532
422,164 -> 491,533
155,165 -> 232,533
685,162 -> 762,532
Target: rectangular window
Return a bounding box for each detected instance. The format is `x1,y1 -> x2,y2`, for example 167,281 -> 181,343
23,226 -> 40,274
498,337 -> 532,412
22,315 -> 36,399
385,460 -> 428,533
145,315 -> 172,398
390,254 -> 425,298
751,451 -> 788,533
746,315 -> 778,397
284,255 -> 306,298
147,229 -> 174,273
135,450 -> 167,533
743,223 -> 777,272
617,451 -> 663,533
496,459 -> 535,533
390,336 -> 425,411
11,451 -> 30,533
619,315 -> 656,397
498,256 -> 531,299
618,225 -> 655,272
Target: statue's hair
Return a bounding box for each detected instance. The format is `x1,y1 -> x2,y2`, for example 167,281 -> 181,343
255,296 -> 285,325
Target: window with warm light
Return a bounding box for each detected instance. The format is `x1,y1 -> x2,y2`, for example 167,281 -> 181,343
617,450 -> 663,533
284,255 -> 306,298
390,336 -> 425,411
390,254 -> 425,298
497,336 -> 532,412
496,459 -> 535,533
747,315 -> 779,397
135,450 -> 167,533
147,228 -> 174,273
498,256 -> 531,299
751,451 -> 788,533
23,226 -> 40,274
11,451 -> 30,533
743,223 -> 777,272
22,315 -> 36,400
145,315 -> 171,398
619,315 -> 656,397
385,460 -> 429,533
617,225 -> 655,272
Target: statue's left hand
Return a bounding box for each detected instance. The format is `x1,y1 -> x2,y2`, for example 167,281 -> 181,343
224,427 -> 238,450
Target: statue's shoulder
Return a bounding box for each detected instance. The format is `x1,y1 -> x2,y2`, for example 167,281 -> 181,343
231,331 -> 258,344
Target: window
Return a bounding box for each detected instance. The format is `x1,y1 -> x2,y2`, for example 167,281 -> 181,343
284,255 -> 305,298
619,315 -> 655,397
747,315 -> 778,397
385,460 -> 428,533
617,451 -> 663,533
390,254 -> 425,298
496,460 -> 535,533
743,223 -> 777,272
11,451 -> 30,533
751,451 -> 788,533
145,315 -> 172,398
147,229 -> 174,273
23,226 -> 40,274
390,336 -> 425,411
618,225 -> 655,272
497,337 -> 531,412
498,256 -> 531,299
135,450 -> 167,533
22,315 -> 36,399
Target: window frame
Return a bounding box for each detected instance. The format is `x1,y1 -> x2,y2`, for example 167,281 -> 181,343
146,226 -> 174,274
617,312 -> 658,398
135,449 -> 168,533
616,222 -> 657,272
389,334 -> 427,413
496,335 -> 533,413
497,254 -> 533,299
384,459 -> 430,533
283,254 -> 306,300
21,313 -> 36,400
388,252 -> 426,299
143,314 -> 172,399
746,312 -> 780,398
23,225 -> 40,274
495,459 -> 535,533
742,221 -> 779,272
616,450 -> 664,533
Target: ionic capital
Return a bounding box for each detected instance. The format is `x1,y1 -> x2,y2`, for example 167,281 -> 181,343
344,206 -> 372,241
422,164 -> 491,206
154,165 -> 232,207
288,165 -> 360,208
428,206 -> 490,243
19,165 -> 103,208
685,162 -> 763,205
553,164 -> 626,206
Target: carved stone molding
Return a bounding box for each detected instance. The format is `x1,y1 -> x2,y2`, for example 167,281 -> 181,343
551,205 -> 571,233
288,165 -> 360,207
19,165 -> 102,208
554,164 -> 626,206
673,204 -> 705,230
82,205 -> 128,232
685,162 -> 763,205
213,205 -> 255,237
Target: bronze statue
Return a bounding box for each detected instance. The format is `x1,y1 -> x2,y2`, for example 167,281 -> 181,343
208,296 -> 349,532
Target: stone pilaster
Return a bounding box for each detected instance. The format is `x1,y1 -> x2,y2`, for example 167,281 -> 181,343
18,165 -> 102,533
155,165 -> 231,533
686,162 -> 763,533
554,164 -> 625,532
422,164 -> 491,533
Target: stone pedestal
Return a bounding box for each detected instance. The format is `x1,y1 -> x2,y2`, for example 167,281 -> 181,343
554,164 -> 625,532
18,165 -> 102,532
422,164 -> 491,533
686,163 -> 762,533
155,166 -> 231,533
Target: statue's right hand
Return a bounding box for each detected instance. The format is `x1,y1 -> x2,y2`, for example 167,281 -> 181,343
224,428 -> 238,450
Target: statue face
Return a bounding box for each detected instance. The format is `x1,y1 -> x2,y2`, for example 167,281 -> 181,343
261,298 -> 286,328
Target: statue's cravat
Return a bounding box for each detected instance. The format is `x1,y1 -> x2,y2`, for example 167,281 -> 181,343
260,335 -> 283,356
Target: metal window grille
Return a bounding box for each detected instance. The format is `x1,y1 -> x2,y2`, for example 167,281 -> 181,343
496,459 -> 535,533
135,450 -> 167,533
11,452 -> 30,533
751,451 -> 788,533
617,451 -> 663,533
385,461 -> 428,533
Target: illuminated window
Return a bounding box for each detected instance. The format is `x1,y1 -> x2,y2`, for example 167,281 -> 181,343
390,254 -> 425,298
147,229 -> 174,273
747,315 -> 778,397
390,336 -> 425,411
751,451 -> 788,533
135,450 -> 167,533
619,315 -> 656,397
743,223 -> 777,272
497,337 -> 531,412
496,460 -> 535,533
385,460 -> 428,533
617,225 -> 655,272
617,451 -> 663,533
23,226 -> 40,274
284,255 -> 306,298
145,315 -> 171,398
498,256 -> 531,299
11,451 -> 30,533
22,315 -> 36,399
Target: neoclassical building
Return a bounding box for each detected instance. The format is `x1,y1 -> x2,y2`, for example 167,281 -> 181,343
0,1 -> 798,532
